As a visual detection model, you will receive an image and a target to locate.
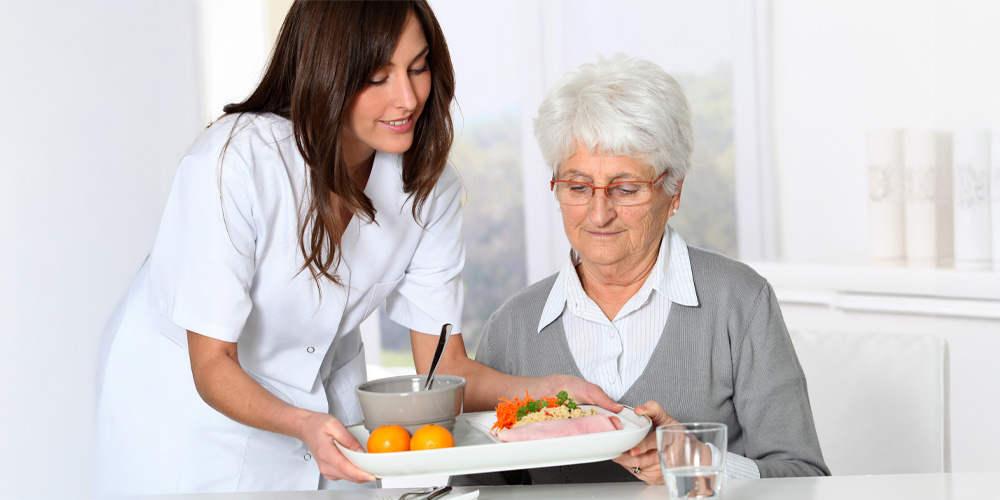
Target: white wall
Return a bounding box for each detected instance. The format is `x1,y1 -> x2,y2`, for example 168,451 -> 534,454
767,0 -> 1000,474
769,0 -> 1000,264
197,0 -> 269,124
0,1 -> 202,497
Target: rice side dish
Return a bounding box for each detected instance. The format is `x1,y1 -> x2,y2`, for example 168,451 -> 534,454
512,405 -> 599,427
492,390 -> 601,433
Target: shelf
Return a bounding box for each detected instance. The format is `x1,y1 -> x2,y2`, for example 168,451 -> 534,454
746,262 -> 1000,301
745,262 -> 1000,320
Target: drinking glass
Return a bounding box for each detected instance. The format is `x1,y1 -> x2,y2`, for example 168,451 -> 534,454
657,423 -> 728,499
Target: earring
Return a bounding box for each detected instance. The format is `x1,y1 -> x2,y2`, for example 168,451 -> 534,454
672,208 -> 678,215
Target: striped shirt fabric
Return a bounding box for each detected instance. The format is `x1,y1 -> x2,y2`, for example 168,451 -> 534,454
537,225 -> 761,479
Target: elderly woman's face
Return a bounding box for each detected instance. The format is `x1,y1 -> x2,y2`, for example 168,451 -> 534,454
558,145 -> 678,272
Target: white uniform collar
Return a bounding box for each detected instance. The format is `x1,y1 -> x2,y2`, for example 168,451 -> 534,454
537,224 -> 699,333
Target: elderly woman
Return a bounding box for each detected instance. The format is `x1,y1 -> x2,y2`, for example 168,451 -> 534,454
460,55 -> 829,485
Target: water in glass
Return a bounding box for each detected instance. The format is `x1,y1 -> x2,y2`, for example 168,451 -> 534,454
662,465 -> 723,499
657,423 -> 727,500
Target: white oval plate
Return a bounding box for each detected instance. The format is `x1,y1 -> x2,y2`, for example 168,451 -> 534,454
336,406 -> 651,479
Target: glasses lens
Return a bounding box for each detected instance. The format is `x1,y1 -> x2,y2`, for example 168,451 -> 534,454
554,182 -> 593,205
608,183 -> 652,206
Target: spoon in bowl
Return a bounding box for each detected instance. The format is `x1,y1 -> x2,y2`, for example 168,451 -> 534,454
424,323 -> 452,391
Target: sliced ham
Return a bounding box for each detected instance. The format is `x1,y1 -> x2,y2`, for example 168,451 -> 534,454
496,414 -> 624,442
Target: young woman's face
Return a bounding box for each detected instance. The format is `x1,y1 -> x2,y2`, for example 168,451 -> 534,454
342,12 -> 432,168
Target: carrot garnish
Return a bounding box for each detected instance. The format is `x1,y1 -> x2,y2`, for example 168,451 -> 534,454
490,390 -> 579,432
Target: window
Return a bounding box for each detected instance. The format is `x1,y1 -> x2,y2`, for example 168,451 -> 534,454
201,1 -> 758,373
370,0 -> 747,371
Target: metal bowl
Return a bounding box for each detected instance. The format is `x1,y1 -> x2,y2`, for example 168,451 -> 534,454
355,374 -> 466,433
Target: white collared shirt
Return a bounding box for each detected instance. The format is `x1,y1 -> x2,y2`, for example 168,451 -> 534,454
537,225 -> 760,479
538,224 -> 698,400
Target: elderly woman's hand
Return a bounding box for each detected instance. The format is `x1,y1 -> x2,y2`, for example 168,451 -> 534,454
523,373 -> 622,413
612,400 -> 679,485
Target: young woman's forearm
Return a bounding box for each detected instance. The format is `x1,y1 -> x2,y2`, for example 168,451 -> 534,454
408,330 -> 527,411
441,353 -> 533,411
187,330 -> 312,438
409,331 -> 620,413
187,331 -> 372,483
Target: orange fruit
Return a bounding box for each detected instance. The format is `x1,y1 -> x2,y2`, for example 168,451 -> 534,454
367,425 -> 411,453
409,424 -> 455,451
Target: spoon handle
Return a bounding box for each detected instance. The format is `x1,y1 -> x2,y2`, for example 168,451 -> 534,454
424,323 -> 452,391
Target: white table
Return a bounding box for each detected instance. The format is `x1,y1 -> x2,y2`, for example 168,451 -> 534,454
161,472 -> 998,500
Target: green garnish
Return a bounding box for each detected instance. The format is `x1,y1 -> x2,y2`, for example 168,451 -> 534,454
556,390 -> 578,410
515,399 -> 549,419
515,390 -> 579,420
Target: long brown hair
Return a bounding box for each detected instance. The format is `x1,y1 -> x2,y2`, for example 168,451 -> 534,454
223,0 -> 455,285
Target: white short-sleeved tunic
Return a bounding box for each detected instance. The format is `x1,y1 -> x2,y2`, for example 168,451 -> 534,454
95,113 -> 464,495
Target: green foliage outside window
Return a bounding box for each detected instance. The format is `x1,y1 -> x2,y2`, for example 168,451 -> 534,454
378,111 -> 528,359
379,65 -> 735,366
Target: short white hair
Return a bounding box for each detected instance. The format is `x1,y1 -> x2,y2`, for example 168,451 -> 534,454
533,54 -> 694,195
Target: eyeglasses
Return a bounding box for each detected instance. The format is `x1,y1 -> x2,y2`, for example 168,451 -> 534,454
550,171 -> 668,206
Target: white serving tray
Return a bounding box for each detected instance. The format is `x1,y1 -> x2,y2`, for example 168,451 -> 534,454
337,406 -> 651,479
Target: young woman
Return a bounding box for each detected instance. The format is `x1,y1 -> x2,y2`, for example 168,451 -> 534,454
96,1 -> 622,495
95,1 -> 463,494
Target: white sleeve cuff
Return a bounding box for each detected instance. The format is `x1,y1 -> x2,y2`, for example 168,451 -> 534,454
706,443 -> 761,479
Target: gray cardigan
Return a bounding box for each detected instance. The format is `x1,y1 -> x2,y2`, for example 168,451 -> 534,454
458,246 -> 829,485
